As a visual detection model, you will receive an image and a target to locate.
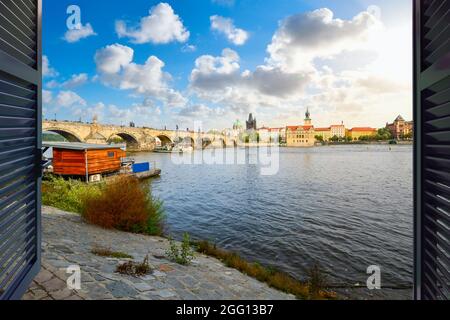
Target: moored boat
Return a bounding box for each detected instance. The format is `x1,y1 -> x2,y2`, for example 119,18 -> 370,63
154,144 -> 193,153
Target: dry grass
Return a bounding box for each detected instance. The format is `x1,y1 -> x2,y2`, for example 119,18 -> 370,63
91,247 -> 134,259
195,240 -> 336,300
82,175 -> 164,235
116,255 -> 152,277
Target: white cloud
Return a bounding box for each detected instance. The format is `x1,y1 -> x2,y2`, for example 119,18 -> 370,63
44,73 -> 89,89
43,55 -> 58,77
63,23 -> 97,43
178,104 -> 227,119
95,43 -> 186,107
210,15 -> 249,46
181,44 -> 197,53
61,73 -> 89,89
267,8 -> 381,71
95,43 -> 133,74
72,102 -> 105,121
45,80 -> 59,89
42,90 -> 53,104
190,48 -> 312,104
72,101 -> 161,126
55,90 -> 87,108
186,6 -> 411,129
116,3 -> 189,44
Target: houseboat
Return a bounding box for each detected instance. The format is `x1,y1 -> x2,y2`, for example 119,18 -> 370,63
43,142 -> 160,182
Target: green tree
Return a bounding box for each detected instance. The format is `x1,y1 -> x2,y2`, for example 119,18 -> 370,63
330,135 -> 339,142
376,128 -> 393,141
400,132 -> 413,140
279,135 -> 284,144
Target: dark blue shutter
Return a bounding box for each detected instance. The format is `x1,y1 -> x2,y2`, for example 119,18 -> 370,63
0,0 -> 41,300
414,0 -> 450,300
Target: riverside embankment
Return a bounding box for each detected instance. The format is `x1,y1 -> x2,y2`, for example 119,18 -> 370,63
24,206 -> 295,300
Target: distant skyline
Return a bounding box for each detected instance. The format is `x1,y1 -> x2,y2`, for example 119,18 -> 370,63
43,0 -> 412,131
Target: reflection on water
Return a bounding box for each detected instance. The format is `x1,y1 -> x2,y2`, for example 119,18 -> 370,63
132,145 -> 413,297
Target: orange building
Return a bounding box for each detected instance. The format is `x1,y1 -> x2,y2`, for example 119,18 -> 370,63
45,142 -> 126,179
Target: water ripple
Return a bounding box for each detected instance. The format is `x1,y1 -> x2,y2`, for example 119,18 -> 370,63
132,145 -> 413,297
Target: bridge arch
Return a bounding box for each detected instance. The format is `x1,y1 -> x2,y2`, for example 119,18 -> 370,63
202,137 -> 213,149
215,138 -> 227,148
182,137 -> 195,147
157,135 -> 173,147
110,132 -> 140,149
43,128 -> 83,143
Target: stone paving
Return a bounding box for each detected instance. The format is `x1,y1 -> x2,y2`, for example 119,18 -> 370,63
23,207 -> 295,300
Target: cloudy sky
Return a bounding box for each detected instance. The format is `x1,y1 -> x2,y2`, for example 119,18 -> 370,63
43,0 -> 412,130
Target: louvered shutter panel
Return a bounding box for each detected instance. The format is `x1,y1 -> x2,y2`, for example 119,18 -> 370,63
415,0 -> 450,300
0,0 -> 41,300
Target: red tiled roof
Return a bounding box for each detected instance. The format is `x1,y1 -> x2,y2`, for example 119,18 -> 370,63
315,127 -> 331,131
287,125 -> 314,131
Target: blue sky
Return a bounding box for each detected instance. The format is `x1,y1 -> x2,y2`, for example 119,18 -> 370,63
43,0 -> 412,130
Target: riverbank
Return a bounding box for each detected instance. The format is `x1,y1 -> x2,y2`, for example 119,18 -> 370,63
24,206 -> 295,300
206,141 -> 413,149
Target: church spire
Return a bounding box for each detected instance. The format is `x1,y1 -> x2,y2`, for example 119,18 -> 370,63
304,108 -> 312,126
305,108 -> 311,121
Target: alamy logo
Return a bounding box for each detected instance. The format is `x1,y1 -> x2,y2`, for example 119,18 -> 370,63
366,265 -> 381,290
66,5 -> 82,30
66,265 -> 81,290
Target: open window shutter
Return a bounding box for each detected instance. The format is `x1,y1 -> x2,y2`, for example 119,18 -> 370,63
0,0 -> 42,300
414,0 -> 450,300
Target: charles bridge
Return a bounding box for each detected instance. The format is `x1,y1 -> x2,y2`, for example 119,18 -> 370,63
43,120 -> 237,151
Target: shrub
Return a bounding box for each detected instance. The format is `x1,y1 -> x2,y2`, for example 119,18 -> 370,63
82,175 -> 164,236
166,233 -> 195,265
116,255 -> 151,277
42,176 -> 102,213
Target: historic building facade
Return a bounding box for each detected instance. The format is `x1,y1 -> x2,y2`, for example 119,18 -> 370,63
315,127 -> 332,141
286,109 -> 315,147
386,115 -> 413,140
347,127 -> 377,141
330,123 -> 346,138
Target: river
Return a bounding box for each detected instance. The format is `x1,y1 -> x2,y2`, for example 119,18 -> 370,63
131,145 -> 413,299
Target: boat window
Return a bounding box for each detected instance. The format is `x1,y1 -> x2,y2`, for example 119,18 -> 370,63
108,152 -> 115,158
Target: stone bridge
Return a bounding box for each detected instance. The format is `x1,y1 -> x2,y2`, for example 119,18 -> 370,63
43,120 -> 237,152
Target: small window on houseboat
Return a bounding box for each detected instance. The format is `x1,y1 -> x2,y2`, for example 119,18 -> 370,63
108,152 -> 115,158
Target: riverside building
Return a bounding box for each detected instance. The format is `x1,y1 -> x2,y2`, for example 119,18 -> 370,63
286,109 -> 315,147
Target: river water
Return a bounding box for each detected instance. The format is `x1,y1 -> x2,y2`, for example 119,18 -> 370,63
132,145 -> 413,298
